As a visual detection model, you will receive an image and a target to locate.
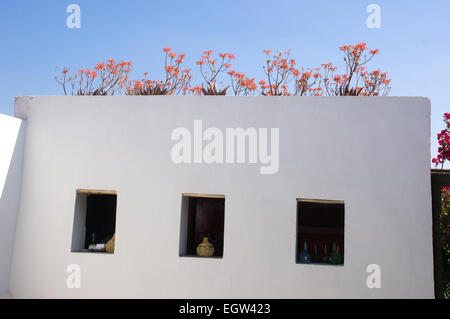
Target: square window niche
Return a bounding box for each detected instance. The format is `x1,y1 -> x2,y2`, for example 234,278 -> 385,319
296,198 -> 344,265
179,193 -> 225,258
71,189 -> 117,254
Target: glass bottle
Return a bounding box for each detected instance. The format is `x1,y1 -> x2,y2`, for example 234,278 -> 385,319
312,244 -> 319,263
299,241 -> 311,263
329,242 -> 343,264
322,245 -> 328,263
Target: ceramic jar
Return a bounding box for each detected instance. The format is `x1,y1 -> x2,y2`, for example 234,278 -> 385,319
196,237 -> 215,257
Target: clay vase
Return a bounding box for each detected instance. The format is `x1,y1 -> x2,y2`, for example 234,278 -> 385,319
106,234 -> 115,254
196,237 -> 215,257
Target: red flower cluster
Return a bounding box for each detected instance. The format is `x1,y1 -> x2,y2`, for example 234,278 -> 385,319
432,113 -> 450,167
228,70 -> 257,96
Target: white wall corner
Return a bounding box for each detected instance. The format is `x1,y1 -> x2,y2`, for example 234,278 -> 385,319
14,96 -> 33,120
0,113 -> 26,296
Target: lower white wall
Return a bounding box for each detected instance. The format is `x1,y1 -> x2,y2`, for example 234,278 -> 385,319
9,96 -> 433,298
0,114 -> 24,294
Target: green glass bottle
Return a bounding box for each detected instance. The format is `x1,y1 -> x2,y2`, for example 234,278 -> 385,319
328,242 -> 342,265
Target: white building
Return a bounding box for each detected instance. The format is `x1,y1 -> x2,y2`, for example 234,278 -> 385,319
0,96 -> 434,298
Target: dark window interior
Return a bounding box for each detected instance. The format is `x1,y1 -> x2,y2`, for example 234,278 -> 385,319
84,194 -> 117,249
296,200 -> 344,265
185,196 -> 225,257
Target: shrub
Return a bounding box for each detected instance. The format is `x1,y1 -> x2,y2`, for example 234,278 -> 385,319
432,113 -> 450,168
442,186 -> 450,298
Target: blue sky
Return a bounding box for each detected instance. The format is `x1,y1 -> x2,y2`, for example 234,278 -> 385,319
0,0 -> 449,166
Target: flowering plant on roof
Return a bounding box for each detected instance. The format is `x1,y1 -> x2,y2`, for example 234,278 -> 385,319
196,50 -> 235,95
227,70 -> 257,96
55,59 -> 132,95
321,43 -> 391,96
260,50 -> 295,96
126,48 -> 192,95
55,43 -> 391,97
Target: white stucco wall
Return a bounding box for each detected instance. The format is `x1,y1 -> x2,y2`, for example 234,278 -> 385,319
0,113 -> 24,295
10,96 -> 433,298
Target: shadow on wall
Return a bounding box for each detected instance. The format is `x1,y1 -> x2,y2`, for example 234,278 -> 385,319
0,117 -> 25,295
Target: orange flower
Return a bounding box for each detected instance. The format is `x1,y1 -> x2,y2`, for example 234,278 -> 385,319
95,62 -> 105,70
355,42 -> 367,51
134,80 -> 143,89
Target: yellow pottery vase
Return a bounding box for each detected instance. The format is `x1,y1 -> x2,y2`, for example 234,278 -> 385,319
196,237 -> 214,257
105,234 -> 115,254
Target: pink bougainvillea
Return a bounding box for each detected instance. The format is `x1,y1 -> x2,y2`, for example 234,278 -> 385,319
432,113 -> 450,168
